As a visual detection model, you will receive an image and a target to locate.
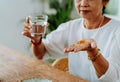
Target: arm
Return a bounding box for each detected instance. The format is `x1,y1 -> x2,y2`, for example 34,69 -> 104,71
31,40 -> 46,59
22,17 -> 46,59
87,48 -> 109,78
64,39 -> 109,77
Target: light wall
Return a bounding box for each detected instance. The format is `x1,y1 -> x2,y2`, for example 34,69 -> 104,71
0,0 -> 44,56
0,0 -> 120,56
105,0 -> 120,20
0,0 -> 120,82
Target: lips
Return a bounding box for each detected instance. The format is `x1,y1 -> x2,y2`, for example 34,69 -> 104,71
80,7 -> 90,11
79,8 -> 91,13
81,10 -> 90,11
79,10 -> 91,14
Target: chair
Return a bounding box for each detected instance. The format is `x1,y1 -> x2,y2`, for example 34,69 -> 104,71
52,58 -> 68,72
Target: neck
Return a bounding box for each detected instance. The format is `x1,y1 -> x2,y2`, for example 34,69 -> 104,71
84,16 -> 104,29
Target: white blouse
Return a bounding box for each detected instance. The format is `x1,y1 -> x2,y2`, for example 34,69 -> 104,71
43,18 -> 120,82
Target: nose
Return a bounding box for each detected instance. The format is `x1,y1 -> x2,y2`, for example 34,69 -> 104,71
81,0 -> 89,7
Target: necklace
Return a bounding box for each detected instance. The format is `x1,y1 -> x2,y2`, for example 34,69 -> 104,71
98,16 -> 104,29
84,16 -> 104,29
82,16 -> 105,40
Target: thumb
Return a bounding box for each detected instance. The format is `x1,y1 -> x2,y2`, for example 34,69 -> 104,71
26,17 -> 30,23
22,31 -> 33,39
91,41 -> 97,49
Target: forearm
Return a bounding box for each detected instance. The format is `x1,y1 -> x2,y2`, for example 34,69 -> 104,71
64,39 -> 109,77
32,42 -> 46,59
87,49 -> 109,78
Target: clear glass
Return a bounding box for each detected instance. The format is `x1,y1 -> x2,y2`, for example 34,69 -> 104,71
29,13 -> 48,37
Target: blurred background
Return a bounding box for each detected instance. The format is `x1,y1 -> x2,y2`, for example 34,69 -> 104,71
0,0 -> 120,81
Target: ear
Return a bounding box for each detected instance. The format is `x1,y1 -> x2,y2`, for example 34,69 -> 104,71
103,1 -> 109,7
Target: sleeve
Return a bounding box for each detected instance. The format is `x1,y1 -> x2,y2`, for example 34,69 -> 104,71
42,23 -> 69,59
98,28 -> 120,82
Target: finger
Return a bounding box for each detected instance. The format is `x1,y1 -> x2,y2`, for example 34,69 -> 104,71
24,23 -> 31,29
91,41 -> 97,49
64,45 -> 76,53
46,23 -> 49,27
23,26 -> 31,33
64,48 -> 68,53
64,47 -> 74,53
73,45 -> 83,52
64,48 -> 70,53
45,22 -> 50,28
87,39 -> 97,48
22,31 -> 33,39
73,47 -> 80,52
25,17 -> 30,23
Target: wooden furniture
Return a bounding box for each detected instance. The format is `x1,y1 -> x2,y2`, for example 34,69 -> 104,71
0,44 -> 88,82
52,58 -> 68,72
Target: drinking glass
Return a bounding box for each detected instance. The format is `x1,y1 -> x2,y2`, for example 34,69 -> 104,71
29,13 -> 48,37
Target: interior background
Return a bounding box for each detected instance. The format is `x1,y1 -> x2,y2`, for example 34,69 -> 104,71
0,0 -> 120,81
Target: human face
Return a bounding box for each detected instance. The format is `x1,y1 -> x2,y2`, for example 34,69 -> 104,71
74,0 -> 104,19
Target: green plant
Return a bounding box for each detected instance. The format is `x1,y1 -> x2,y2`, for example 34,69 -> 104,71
46,0 -> 73,34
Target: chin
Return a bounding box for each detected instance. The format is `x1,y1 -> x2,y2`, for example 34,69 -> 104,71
79,14 -> 87,19
79,12 -> 91,19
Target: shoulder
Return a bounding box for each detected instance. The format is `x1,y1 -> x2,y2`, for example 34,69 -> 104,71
106,19 -> 120,32
109,19 -> 120,37
112,19 -> 120,33
57,18 -> 83,31
110,19 -> 120,26
46,18 -> 83,36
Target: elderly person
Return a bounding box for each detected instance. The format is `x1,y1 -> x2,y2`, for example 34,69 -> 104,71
23,0 -> 120,82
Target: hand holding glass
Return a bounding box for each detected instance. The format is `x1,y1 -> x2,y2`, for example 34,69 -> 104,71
29,13 -> 48,37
